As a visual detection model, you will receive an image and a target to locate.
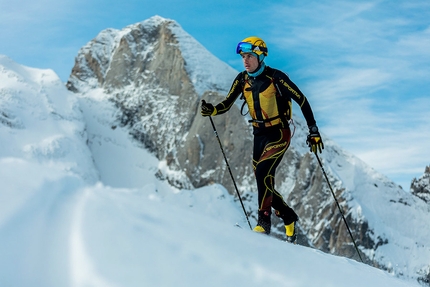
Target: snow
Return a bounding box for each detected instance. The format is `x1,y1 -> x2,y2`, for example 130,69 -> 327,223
0,53 -> 424,287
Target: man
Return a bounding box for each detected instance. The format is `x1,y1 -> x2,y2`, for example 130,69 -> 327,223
201,36 -> 323,243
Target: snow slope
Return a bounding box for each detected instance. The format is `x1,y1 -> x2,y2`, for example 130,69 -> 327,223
0,55 -> 422,287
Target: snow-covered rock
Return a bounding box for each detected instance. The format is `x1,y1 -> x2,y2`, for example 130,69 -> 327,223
411,166 -> 430,204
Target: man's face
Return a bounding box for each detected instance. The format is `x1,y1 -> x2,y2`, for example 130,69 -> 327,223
241,53 -> 259,73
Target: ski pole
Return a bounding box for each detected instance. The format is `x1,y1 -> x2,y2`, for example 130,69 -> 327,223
314,152 -> 364,263
208,116 -> 252,230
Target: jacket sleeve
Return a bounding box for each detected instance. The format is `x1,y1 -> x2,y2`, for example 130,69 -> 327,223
276,72 -> 316,128
214,72 -> 244,115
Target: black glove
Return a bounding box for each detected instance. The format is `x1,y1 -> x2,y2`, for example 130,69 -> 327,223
201,100 -> 217,117
306,125 -> 324,154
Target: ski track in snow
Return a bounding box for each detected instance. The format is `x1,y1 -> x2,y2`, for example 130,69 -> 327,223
70,186 -> 117,287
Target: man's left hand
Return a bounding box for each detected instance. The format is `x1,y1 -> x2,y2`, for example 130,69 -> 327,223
306,125 -> 324,154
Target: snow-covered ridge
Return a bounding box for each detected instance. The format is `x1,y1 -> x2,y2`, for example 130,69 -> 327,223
0,55 -> 98,183
168,19 -> 238,95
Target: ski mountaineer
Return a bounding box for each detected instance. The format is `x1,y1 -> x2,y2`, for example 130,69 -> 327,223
200,36 -> 324,243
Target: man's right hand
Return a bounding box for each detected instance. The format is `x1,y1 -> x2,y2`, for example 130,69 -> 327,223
201,100 -> 217,117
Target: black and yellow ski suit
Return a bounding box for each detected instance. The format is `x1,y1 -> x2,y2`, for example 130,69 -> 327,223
214,66 -> 317,232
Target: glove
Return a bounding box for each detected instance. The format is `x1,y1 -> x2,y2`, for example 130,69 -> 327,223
201,100 -> 217,117
306,125 -> 324,154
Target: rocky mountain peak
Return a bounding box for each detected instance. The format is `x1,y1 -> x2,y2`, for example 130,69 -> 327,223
66,15 -> 236,96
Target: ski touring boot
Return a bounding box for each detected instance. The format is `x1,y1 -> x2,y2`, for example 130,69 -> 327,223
275,210 -> 298,244
285,221 -> 297,244
253,210 -> 271,235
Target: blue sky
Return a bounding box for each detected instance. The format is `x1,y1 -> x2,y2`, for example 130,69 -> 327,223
1,0 -> 429,189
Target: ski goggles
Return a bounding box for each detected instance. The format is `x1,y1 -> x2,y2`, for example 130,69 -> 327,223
236,42 -> 268,55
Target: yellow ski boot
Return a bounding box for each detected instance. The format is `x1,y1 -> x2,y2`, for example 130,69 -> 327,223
285,221 -> 297,244
253,211 -> 271,235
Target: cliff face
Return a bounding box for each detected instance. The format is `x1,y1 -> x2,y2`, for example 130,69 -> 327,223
411,166 -> 430,204
67,16 -> 430,284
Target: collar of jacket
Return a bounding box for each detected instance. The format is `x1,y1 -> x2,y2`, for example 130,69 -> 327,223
247,61 -> 266,77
